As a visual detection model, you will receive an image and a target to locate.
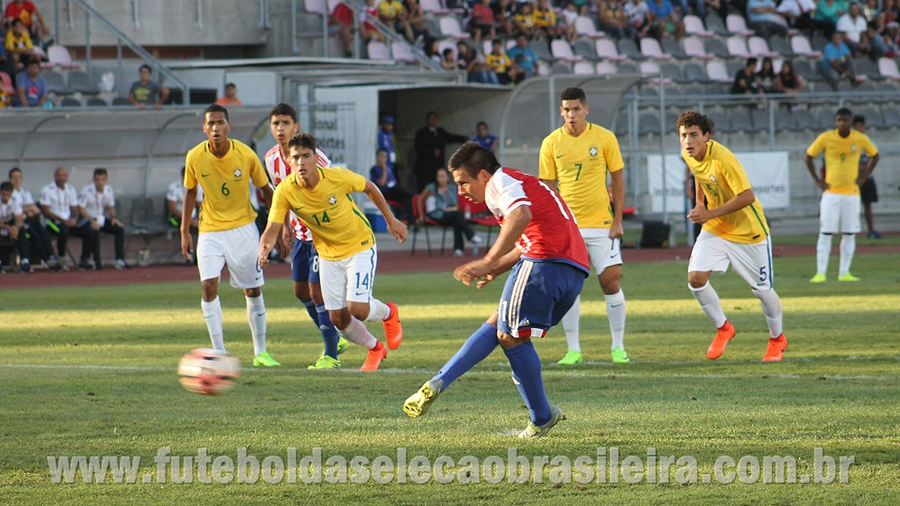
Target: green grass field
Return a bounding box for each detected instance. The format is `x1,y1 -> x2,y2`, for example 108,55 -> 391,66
1,252 -> 899,505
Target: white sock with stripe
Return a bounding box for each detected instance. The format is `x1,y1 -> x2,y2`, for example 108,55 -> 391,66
200,297 -> 225,352
605,290 -> 626,350
816,233 -> 832,275
561,296 -> 581,353
339,317 -> 378,350
246,294 -> 267,356
689,282 -> 727,328
753,288 -> 783,338
364,298 -> 391,322
839,233 -> 856,277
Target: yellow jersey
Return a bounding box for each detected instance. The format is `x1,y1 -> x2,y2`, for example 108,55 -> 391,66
378,0 -> 404,19
539,122 -> 624,229
806,129 -> 878,196
515,13 -> 534,27
683,141 -> 769,244
269,167 -> 375,261
184,139 -> 268,233
485,53 -> 511,74
532,8 -> 556,27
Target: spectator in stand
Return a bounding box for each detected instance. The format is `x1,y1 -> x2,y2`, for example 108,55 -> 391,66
470,0 -> 498,45
413,111 -> 468,190
4,18 -> 31,69
378,0 -> 414,43
862,0 -> 879,25
330,1 -> 355,56
647,0 -> 685,41
507,33 -> 539,80
624,0 -> 653,39
731,57 -> 768,108
747,0 -> 789,38
128,65 -> 169,110
40,167 -> 100,270
360,0 -> 382,42
821,30 -> 860,89
79,168 -> 130,270
370,148 -> 416,223
214,83 -> 243,107
425,38 -> 442,63
776,0 -> 817,33
560,2 -> 580,42
514,2 -> 536,37
677,0 -> 708,19
13,57 -> 45,108
775,60 -> 805,93
493,0 -> 517,35
8,167 -> 60,270
598,0 -> 628,39
404,0 -> 429,44
836,2 -> 870,55
532,0 -> 561,39
4,0 -> 49,47
485,39 -> 519,84
571,0 -> 590,15
0,181 -> 30,272
440,48 -> 458,70
757,57 -> 778,93
416,167 -> 483,257
472,121 -> 498,151
865,22 -> 887,58
377,114 -> 400,175
815,0 -> 848,38
457,41 -> 500,84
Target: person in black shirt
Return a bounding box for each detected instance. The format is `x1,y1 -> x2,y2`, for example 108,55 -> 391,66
413,112 -> 468,190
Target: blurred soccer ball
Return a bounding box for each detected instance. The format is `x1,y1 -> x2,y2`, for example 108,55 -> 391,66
177,348 -> 241,395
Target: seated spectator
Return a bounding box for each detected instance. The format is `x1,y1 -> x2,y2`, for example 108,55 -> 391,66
404,0 -> 429,43
5,0 -> 50,47
425,38 -> 443,64
417,167 -> 482,257
647,0 -> 685,41
370,148 -> 415,224
0,181 -> 30,272
4,18 -> 32,69
560,2 -> 580,42
457,41 -> 500,84
776,0 -> 817,33
731,57 -> 768,108
377,114 -> 399,174
330,1 -> 355,56
40,167 -> 100,270
836,2 -> 870,55
747,0 -> 788,38
493,0 -> 517,35
815,0 -> 848,38
13,57 -> 45,108
862,0 -> 880,26
532,0 -> 561,39
167,167 -> 203,229
865,21 -> 887,58
883,0 -> 900,25
378,0 -> 414,42
821,31 -> 861,89
677,0 -> 709,19
757,57 -> 778,92
215,83 -> 243,107
485,39 -> 520,84
360,0 -> 383,43
883,21 -> 900,55
129,65 -> 169,110
470,0 -> 498,45
8,167 -> 60,270
598,0 -> 627,39
472,121 -> 498,151
775,60 -> 805,93
507,33 -> 540,80
80,168 -> 130,270
440,48 -> 459,70
624,0 -> 653,39
514,2 -> 536,37
570,0 -> 591,15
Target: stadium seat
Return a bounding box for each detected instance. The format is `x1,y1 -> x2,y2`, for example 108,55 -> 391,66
660,62 -> 686,83
815,107 -> 835,127
769,35 -> 795,57
595,39 -> 627,61
59,97 -> 81,107
47,45 -> 79,69
367,41 -> 390,60
595,61 -> 617,74
613,113 -> 629,135
877,57 -> 900,80
529,39 -> 556,62
704,38 -> 731,58
574,39 -> 599,61
617,39 -> 646,60
882,106 -> 900,127
640,61 -> 663,78
391,42 -> 416,63
43,71 -> 69,95
747,37 -> 777,58
638,112 -> 662,135
575,16 -> 606,39
683,62 -> 710,83
728,108 -> 753,131
618,62 -> 639,73
751,108 -> 770,129
726,60 -> 745,76
68,71 -> 100,95
775,108 -> 800,131
853,58 -> 881,81
410,194 -> 450,256
662,38 -> 689,59
438,39 -> 458,59
305,0 -> 327,15
640,38 -> 672,61
573,61 -> 595,75
857,107 -> 885,128
112,97 -> 131,106
683,37 -> 713,60
726,14 -> 755,36
726,37 -> 750,58
0,72 -> 13,94
811,34 -> 828,51
420,0 -> 452,15
86,97 -> 107,107
847,81 -> 877,102
551,62 -> 572,74
704,14 -> 729,36
793,60 -> 822,81
792,109 -> 818,130
705,61 -> 732,83
791,35 -> 822,58
439,17 -> 471,39
683,15 -> 713,37
463,197 -> 499,245
551,40 -> 582,62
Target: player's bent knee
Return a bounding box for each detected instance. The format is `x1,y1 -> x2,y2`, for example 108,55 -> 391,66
244,287 -> 261,298
347,303 -> 370,322
330,309 -> 351,330
687,271 -> 710,289
293,282 -> 310,301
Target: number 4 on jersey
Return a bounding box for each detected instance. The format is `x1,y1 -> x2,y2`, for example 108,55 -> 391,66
312,211 -> 331,227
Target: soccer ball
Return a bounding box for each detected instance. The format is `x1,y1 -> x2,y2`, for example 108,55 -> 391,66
177,348 -> 241,395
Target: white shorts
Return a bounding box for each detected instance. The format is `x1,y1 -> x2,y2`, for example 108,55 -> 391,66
581,228 -> 623,274
688,230 -> 774,291
197,222 -> 264,289
820,192 -> 860,234
320,246 -> 378,311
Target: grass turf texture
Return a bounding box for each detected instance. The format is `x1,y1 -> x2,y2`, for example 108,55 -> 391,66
1,253 -> 899,505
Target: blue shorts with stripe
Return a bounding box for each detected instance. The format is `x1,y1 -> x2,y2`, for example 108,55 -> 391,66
291,239 -> 320,284
497,259 -> 587,338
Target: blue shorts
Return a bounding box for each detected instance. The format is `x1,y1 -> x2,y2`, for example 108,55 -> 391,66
291,239 -> 320,284
497,259 -> 586,338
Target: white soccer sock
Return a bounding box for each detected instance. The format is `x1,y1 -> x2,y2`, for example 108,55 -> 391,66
816,233 -> 832,275
246,294 -> 267,356
753,288 -> 783,338
200,297 -> 225,352
364,298 -> 391,322
561,296 -> 581,353
605,290 -> 626,351
689,282 -> 727,329
339,317 -> 378,350
839,234 -> 856,277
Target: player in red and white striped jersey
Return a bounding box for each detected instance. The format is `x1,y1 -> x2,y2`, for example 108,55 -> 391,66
265,103 -> 344,368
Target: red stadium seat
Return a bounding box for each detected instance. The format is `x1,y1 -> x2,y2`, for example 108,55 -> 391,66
410,194 -> 451,256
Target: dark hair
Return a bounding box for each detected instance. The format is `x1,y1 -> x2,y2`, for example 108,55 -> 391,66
9,167 -> 22,178
448,141 -> 501,178
93,168 -> 108,177
836,107 -> 852,118
426,111 -> 437,119
442,48 -> 453,56
0,181 -> 13,192
477,121 -> 488,129
288,133 -> 317,153
140,64 -> 152,73
492,39 -> 502,45
560,87 -> 586,103
225,83 -> 236,89
26,56 -> 40,66
852,115 -> 865,125
376,148 -> 388,155
745,57 -> 758,68
181,166 -> 186,176
676,111 -> 714,135
269,103 -> 298,122
203,103 -> 230,123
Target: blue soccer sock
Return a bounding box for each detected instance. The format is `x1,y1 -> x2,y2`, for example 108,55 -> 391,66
505,340 -> 551,425
432,323 -> 498,388
316,304 -> 340,359
301,299 -> 318,325
511,372 -> 531,412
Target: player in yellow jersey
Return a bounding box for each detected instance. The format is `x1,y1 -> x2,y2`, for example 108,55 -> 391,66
258,134 -> 407,371
181,104 -> 280,367
804,108 -> 879,283
678,111 -> 786,362
539,87 -> 628,366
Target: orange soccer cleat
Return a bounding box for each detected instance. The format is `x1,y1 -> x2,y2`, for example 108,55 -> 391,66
707,320 -> 736,360
762,334 -> 788,362
360,342 -> 387,371
382,302 -> 403,350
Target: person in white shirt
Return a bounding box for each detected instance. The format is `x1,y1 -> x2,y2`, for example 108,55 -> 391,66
80,168 -> 130,269
40,167 -> 100,270
0,181 -> 31,272
836,3 -> 870,53
166,167 -> 203,229
8,167 -> 61,270
776,0 -> 816,31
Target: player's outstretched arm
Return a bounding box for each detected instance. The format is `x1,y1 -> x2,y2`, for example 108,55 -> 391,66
258,221 -> 284,269
454,205 -> 531,287
180,187 -> 199,259
363,180 -> 407,243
